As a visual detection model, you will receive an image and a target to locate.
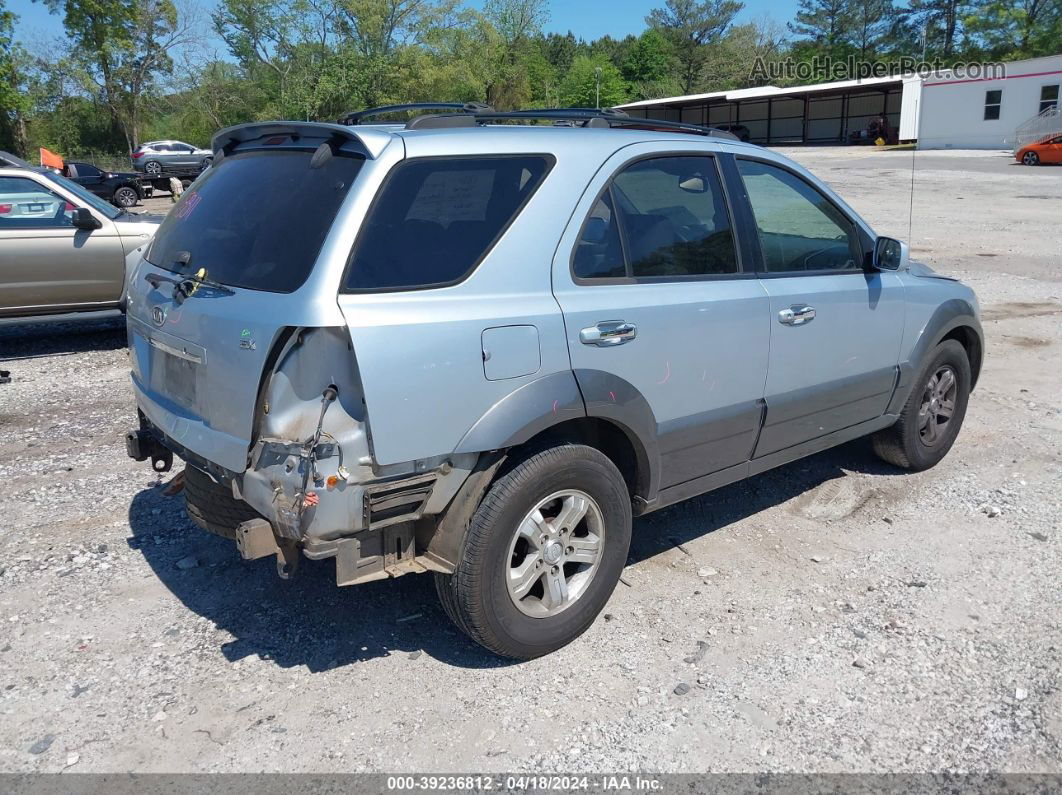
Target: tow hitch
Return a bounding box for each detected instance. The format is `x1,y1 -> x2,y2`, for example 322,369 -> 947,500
125,429 -> 173,472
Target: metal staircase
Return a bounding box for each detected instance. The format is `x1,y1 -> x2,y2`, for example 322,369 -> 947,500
1012,105 -> 1061,153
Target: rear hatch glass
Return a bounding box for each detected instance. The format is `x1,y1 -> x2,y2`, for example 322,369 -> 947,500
146,149 -> 364,292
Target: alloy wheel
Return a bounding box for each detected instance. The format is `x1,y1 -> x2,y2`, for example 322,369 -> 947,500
145,161 -> 162,174
918,365 -> 957,447
506,490 -> 605,618
1023,152 -> 1039,165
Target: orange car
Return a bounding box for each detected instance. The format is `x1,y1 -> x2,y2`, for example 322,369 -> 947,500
1015,135 -> 1062,165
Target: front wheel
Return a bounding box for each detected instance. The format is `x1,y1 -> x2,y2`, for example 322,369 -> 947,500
872,339 -> 971,471
199,157 -> 212,171
1022,151 -> 1040,166
435,444 -> 632,659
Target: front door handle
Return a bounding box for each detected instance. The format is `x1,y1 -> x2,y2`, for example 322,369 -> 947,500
778,304 -> 816,326
580,320 -> 637,347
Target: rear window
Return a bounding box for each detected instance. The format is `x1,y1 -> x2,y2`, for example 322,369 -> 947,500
343,155 -> 552,291
147,149 -> 364,293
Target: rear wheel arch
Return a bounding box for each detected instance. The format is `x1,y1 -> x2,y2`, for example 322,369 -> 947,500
423,416 -> 653,573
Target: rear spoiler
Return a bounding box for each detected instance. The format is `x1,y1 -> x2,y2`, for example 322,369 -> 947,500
211,122 -> 395,160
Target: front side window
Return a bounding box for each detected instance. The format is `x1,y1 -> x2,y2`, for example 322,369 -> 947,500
984,89 -> 1002,120
1040,84 -> 1059,114
737,159 -> 861,273
345,155 -> 552,291
573,155 -> 738,280
0,176 -> 74,227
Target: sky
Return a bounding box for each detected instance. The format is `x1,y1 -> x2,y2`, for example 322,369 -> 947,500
9,0 -> 801,52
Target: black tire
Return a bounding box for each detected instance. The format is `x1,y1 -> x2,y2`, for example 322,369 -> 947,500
113,186 -> 138,207
1022,151 -> 1040,166
199,157 -> 212,171
435,444 -> 632,659
144,160 -> 162,175
872,339 -> 971,471
183,466 -> 262,540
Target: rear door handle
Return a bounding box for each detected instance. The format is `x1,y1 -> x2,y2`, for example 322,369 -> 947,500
580,320 -> 637,347
778,304 -> 816,326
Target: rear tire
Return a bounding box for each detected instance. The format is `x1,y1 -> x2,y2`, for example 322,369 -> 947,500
144,160 -> 162,175
183,466 -> 262,540
435,444 -> 632,659
113,186 -> 138,207
872,340 -> 971,471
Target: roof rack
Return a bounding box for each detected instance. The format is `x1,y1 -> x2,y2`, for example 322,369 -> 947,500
339,102 -> 493,126
405,107 -> 739,139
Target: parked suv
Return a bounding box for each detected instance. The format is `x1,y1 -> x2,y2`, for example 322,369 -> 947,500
124,108 -> 982,659
131,140 -> 212,175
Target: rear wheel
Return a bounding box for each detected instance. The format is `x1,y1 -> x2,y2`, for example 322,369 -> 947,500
113,186 -> 138,207
1022,151 -> 1040,166
183,466 -> 262,540
435,444 -> 632,659
872,340 -> 971,471
144,160 -> 162,175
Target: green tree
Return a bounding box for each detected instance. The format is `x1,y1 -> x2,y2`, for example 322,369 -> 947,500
481,0 -> 549,108
963,0 -> 1062,59
0,0 -> 29,155
540,31 -> 579,74
788,0 -> 855,50
902,0 -> 970,58
850,0 -> 895,57
647,0 -> 744,94
39,0 -> 196,151
558,54 -> 627,108
621,28 -> 679,99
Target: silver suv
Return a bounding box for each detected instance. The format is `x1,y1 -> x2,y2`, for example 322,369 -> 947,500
124,108 -> 983,659
131,140 -> 213,175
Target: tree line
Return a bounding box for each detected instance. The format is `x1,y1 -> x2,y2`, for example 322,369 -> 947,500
1,0 -> 1060,163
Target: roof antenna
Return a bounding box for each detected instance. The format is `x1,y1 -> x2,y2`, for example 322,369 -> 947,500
907,96 -> 918,244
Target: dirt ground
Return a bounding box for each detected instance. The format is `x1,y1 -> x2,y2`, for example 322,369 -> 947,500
0,147 -> 1059,774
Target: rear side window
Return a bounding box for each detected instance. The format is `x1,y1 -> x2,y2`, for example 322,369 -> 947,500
147,150 -> 364,293
344,155 -> 552,291
573,155 -> 738,280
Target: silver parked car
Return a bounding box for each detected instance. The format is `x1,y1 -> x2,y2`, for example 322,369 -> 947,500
124,107 -> 983,659
0,152 -> 162,318
131,140 -> 213,175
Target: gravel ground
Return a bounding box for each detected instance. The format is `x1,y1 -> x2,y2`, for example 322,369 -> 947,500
0,148 -> 1060,774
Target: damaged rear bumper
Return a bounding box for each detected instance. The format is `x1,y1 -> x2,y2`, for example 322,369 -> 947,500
127,412 -> 475,584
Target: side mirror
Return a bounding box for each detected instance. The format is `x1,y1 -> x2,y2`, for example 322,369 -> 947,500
72,207 -> 102,231
873,236 -> 908,271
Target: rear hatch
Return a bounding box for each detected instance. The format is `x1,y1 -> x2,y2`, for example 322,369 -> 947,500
126,123 -> 386,473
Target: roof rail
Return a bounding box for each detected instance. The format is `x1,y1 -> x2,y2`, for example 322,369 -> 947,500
339,102 -> 493,126
405,107 -> 738,139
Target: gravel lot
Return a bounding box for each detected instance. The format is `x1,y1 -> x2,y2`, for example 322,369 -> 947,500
0,147 -> 1060,774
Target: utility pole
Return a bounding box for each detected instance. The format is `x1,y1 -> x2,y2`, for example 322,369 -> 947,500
595,67 -> 601,108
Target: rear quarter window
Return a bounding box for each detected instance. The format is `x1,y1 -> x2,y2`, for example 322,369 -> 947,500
343,155 -> 553,292
147,149 -> 364,293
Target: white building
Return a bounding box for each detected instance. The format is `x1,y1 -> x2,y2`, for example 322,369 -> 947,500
617,53 -> 1062,150
903,53 -> 1062,148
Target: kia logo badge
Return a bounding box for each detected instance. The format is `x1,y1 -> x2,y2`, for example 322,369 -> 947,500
152,306 -> 166,326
